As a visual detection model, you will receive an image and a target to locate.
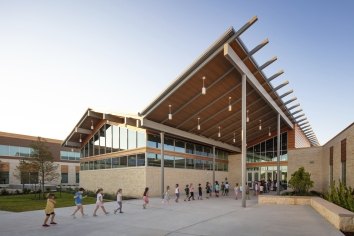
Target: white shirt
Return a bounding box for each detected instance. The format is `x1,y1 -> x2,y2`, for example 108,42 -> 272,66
225,183 -> 229,189
96,193 -> 102,203
175,187 -> 179,194
117,193 -> 122,202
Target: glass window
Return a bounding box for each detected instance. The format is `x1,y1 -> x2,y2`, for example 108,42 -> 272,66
99,159 -> 105,169
195,145 -> 203,156
186,158 -> 194,169
0,172 -> 9,184
147,153 -> 161,167
186,143 -> 194,154
254,144 -> 260,154
9,146 -> 19,156
147,134 -> 160,148
266,139 -> 273,152
112,157 -> 119,168
205,160 -> 213,170
106,124 -> 113,153
217,162 -> 224,171
281,132 -> 287,150
93,133 -> 100,155
137,153 -> 145,166
204,146 -> 212,157
174,156 -> 185,168
120,156 -> 127,167
119,156 -> 128,167
76,173 -> 79,183
164,155 -> 174,168
217,149 -> 224,159
137,131 -> 146,148
60,151 -> 68,160
0,145 -> 9,156
175,140 -> 185,153
128,129 -> 137,149
105,158 -> 112,169
61,173 -> 68,183
195,159 -> 203,169
94,160 -> 99,170
99,125 -> 106,155
19,147 -> 30,157
128,155 -> 137,166
84,162 -> 89,170
120,127 -> 128,150
280,150 -> 288,161
89,161 -> 94,170
112,125 -> 120,152
164,137 -> 174,151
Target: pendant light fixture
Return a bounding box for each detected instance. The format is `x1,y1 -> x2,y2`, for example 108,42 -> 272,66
246,110 -> 250,123
79,134 -> 82,143
228,97 -> 232,111
268,127 -> 271,137
168,104 -> 172,120
233,132 -> 236,143
197,117 -> 201,130
91,120 -> 94,130
202,76 -> 206,95
259,120 -> 262,131
218,126 -> 221,138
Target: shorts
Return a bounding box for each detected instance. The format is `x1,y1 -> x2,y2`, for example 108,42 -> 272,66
75,203 -> 82,206
45,212 -> 55,216
96,202 -> 104,207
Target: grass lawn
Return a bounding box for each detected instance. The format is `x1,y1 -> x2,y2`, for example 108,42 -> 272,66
0,192 -> 104,212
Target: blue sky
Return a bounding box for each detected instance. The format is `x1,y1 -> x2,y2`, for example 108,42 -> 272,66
0,1 -> 353,145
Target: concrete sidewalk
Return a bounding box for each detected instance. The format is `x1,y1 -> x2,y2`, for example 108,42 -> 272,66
0,195 -> 344,236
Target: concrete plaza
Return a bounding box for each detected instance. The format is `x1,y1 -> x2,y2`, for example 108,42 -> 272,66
0,195 -> 344,236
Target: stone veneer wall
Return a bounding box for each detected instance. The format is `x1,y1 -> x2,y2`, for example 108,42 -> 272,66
322,124 -> 354,190
228,154 -> 242,186
288,147 -> 323,192
79,167 -> 146,198
145,167 -> 229,197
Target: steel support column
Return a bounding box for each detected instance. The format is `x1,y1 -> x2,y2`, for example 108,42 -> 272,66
160,132 -> 165,198
212,146 -> 216,187
241,74 -> 247,208
277,114 -> 281,195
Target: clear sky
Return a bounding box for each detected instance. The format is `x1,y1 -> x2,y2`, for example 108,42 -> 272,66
0,0 -> 353,145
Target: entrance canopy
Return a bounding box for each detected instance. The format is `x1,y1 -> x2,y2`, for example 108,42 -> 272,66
139,16 -> 319,150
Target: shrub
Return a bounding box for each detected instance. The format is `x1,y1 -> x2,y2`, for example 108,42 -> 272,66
23,188 -> 31,194
1,188 -> 9,195
324,181 -> 354,212
288,167 -> 314,195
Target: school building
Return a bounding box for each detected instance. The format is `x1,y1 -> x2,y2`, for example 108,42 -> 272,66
58,17 -> 352,199
0,131 -> 80,189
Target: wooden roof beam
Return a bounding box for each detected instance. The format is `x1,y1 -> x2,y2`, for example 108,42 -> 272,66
224,43 -> 293,128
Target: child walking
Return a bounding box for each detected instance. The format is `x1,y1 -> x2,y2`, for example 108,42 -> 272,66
234,183 -> 240,200
143,187 -> 149,209
162,186 -> 170,204
93,188 -> 109,216
198,183 -> 203,200
184,184 -> 189,201
114,188 -> 123,214
188,183 -> 195,201
43,193 -> 57,227
71,188 -> 87,218
175,184 -> 180,203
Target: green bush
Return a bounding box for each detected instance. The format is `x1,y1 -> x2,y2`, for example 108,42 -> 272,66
288,167 -> 314,195
1,189 -> 10,195
324,181 -> 354,212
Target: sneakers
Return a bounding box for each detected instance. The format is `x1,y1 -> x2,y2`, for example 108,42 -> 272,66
93,214 -> 98,217
50,222 -> 57,225
42,224 -> 50,227
105,212 -> 110,215
119,211 -> 123,213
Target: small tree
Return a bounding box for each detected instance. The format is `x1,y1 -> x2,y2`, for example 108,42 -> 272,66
13,159 -> 36,192
288,167 -> 314,195
29,137 -> 59,198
